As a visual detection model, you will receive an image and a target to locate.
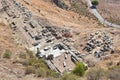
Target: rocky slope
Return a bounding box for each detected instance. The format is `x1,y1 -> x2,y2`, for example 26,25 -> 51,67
0,0 -> 120,80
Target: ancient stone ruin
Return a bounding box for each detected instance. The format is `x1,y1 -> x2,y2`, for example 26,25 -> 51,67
84,31 -> 114,58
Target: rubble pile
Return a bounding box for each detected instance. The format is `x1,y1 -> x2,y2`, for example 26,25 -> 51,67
85,31 -> 113,58
46,26 -> 72,39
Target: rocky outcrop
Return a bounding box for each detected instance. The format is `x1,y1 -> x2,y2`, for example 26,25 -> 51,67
53,0 -> 68,9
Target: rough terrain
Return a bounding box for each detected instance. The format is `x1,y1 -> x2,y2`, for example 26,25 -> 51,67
98,0 -> 120,25
0,0 -> 120,80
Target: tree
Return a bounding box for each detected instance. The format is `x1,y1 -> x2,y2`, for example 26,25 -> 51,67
73,62 -> 86,76
92,0 -> 99,6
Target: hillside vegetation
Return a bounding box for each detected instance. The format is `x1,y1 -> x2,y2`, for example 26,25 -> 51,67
0,0 -> 120,80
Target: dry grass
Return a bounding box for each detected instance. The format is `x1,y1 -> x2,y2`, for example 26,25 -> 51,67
98,0 -> 120,25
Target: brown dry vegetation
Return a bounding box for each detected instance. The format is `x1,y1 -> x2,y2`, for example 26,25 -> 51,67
98,0 -> 120,25
0,18 -> 46,80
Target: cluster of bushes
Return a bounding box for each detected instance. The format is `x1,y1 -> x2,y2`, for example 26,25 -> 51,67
24,49 -> 58,78
20,49 -> 120,80
73,62 -> 86,76
58,62 -> 85,80
24,49 -> 86,79
59,63 -> 120,80
25,58 -> 51,77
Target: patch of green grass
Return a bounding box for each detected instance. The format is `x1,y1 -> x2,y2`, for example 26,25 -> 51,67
3,49 -> 12,59
61,73 -> 80,80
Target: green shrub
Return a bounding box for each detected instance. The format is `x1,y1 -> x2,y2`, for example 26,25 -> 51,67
27,58 -> 38,66
92,0 -> 99,6
26,57 -> 47,68
36,68 -> 47,77
73,62 -> 86,76
24,56 -> 54,77
51,71 -> 59,78
24,49 -> 58,77
3,50 -> 12,59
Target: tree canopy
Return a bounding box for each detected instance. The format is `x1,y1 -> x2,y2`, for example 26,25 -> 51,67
92,0 -> 99,6
73,62 -> 86,76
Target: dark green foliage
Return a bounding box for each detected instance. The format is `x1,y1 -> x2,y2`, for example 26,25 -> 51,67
51,71 -> 60,78
3,49 -> 12,59
73,62 -> 86,76
92,0 -> 99,6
